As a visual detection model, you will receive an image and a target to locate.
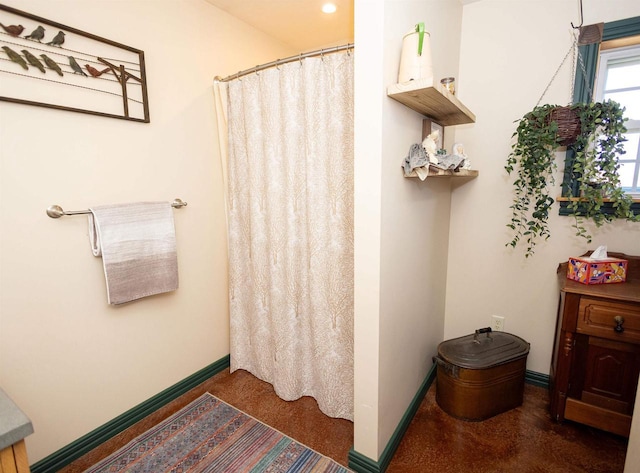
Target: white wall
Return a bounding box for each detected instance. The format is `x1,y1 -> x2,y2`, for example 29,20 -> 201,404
354,0 -> 463,460
449,0 -> 640,374
0,0 -> 294,462
450,1 -> 640,469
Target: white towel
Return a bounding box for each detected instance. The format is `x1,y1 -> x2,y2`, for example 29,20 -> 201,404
88,202 -> 179,305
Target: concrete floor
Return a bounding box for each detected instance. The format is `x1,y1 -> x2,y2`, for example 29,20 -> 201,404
61,368 -> 628,472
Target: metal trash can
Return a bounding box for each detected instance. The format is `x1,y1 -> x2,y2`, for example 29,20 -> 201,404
434,327 -> 530,421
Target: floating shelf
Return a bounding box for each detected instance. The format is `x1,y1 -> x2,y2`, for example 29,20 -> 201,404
405,167 -> 479,179
387,78 -> 476,126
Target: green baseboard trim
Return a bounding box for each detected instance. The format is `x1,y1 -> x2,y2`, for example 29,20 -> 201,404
348,366 -> 549,472
348,363 -> 437,473
30,354 -> 230,473
348,449 -> 383,473
525,370 -> 549,388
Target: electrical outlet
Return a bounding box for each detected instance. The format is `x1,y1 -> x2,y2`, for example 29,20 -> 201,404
491,315 -> 505,332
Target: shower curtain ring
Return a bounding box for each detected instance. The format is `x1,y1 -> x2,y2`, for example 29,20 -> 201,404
299,53 -> 303,66
255,65 -> 259,75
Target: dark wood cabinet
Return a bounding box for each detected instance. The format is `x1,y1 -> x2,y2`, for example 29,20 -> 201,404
550,252 -> 640,437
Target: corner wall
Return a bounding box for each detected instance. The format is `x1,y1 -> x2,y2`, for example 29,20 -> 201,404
451,2 -> 640,470
354,0 -> 463,460
0,0 -> 294,462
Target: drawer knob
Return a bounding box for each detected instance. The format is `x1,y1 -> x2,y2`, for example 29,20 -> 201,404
614,315 -> 625,333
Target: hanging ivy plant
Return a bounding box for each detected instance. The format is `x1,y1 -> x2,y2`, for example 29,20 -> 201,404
568,101 -> 638,240
505,100 -> 638,257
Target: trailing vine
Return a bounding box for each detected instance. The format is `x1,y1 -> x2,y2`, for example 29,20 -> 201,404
505,104 -> 565,257
506,100 -> 637,258
568,100 -> 639,241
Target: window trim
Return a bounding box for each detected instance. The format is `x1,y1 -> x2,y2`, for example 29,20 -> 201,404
559,15 -> 640,216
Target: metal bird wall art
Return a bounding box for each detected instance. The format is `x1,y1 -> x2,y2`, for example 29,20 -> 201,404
25,25 -> 45,41
21,49 -> 45,73
2,45 -> 28,70
0,22 -> 24,36
40,54 -> 63,76
68,56 -> 87,76
46,30 -> 65,46
0,3 -> 150,123
84,64 -> 110,78
0,17 -> 126,81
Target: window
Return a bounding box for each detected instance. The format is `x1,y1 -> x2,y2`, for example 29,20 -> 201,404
595,45 -> 640,196
559,16 -> 640,216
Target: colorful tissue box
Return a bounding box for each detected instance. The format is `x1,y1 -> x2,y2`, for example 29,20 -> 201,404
567,257 -> 628,285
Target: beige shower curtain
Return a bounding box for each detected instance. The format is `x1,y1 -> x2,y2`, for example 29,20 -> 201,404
214,51 -> 354,420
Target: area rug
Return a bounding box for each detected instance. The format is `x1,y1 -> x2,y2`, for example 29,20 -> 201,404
83,393 -> 350,473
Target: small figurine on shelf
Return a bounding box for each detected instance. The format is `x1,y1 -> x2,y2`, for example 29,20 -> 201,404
422,130 -> 440,164
402,143 -> 430,180
431,153 -> 465,171
453,142 -> 471,170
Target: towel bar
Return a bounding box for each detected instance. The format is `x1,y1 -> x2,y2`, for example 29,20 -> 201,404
46,198 -> 187,218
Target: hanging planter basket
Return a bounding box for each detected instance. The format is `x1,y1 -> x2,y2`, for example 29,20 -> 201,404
547,105 -> 581,146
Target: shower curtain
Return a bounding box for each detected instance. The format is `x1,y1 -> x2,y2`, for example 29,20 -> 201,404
215,51 -> 354,420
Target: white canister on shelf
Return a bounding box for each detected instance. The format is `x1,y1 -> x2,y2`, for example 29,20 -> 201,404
398,22 -> 433,84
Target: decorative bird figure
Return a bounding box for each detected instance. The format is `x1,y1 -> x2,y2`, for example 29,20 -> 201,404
0,23 -> 24,36
1,46 -> 28,70
40,54 -> 63,76
68,56 -> 86,76
25,25 -> 45,42
21,50 -> 45,73
84,64 -> 110,77
47,30 -> 65,47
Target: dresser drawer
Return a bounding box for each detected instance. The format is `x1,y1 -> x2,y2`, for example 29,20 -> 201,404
577,297 -> 640,344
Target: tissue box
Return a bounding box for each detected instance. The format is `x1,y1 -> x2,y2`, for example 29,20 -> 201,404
567,256 -> 628,285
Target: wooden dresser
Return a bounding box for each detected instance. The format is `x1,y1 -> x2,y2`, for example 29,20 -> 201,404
550,252 -> 640,437
0,388 -> 33,473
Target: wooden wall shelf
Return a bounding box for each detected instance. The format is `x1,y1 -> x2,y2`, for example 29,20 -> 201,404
405,168 -> 479,179
387,79 -> 476,126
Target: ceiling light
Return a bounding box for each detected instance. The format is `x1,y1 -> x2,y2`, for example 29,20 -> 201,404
322,3 -> 337,14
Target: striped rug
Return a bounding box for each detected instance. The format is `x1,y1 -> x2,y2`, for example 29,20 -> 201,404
83,393 -> 350,473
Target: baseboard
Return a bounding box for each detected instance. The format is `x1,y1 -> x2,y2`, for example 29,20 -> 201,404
31,358 -> 547,473
348,363 -> 437,473
525,370 -> 550,388
30,355 -> 230,473
348,367 -> 549,472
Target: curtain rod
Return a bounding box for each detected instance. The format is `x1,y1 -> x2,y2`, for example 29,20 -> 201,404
215,43 -> 354,83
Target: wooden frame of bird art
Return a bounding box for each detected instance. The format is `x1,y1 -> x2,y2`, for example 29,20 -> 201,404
0,3 -> 149,122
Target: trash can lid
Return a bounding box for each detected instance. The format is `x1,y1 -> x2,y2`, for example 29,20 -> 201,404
437,328 -> 530,369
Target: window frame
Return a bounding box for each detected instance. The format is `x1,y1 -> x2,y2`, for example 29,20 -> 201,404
559,15 -> 640,217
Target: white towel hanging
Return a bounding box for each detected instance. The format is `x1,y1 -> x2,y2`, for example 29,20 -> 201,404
88,201 -> 179,305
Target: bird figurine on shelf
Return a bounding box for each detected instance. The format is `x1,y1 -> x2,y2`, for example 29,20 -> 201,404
22,50 -> 45,73
1,46 -> 28,70
68,56 -> 87,76
0,23 -> 24,36
25,25 -> 45,42
85,64 -> 110,77
40,54 -> 63,76
47,30 -> 65,47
